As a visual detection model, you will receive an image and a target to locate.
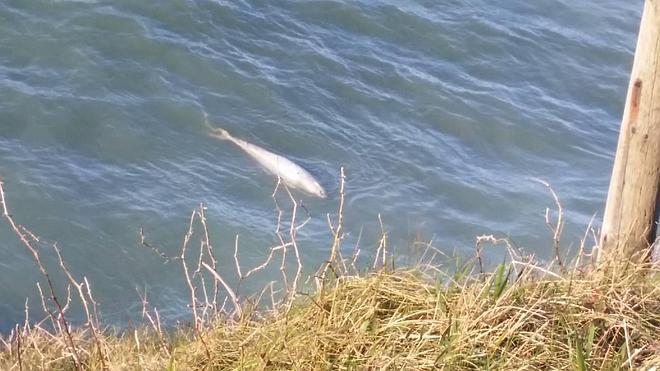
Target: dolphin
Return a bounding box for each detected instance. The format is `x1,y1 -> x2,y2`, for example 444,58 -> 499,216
207,125 -> 327,198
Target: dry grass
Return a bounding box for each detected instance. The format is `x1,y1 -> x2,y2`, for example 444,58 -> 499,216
0,173 -> 658,370
175,255 -> 660,370
1,255 -> 658,370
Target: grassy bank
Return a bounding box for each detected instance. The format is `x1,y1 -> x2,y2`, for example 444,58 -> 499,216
0,178 -> 659,370
182,259 -> 659,370
1,254 -> 659,370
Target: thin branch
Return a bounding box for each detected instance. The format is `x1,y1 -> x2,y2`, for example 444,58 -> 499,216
137,288 -> 170,357
139,226 -> 174,263
202,262 -> 242,318
52,244 -> 107,369
373,213 -> 388,269
0,179 -> 81,369
318,167 -> 346,289
534,178 -> 565,270
180,210 -> 201,330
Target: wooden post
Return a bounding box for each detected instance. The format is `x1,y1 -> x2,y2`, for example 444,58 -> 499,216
600,0 -> 660,263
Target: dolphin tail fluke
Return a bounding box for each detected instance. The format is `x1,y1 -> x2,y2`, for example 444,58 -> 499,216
203,111 -> 232,141
203,111 -> 213,129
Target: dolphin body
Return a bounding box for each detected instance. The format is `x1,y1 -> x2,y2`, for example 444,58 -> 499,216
208,126 -> 327,198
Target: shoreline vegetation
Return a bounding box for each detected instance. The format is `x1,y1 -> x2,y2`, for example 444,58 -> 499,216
0,172 -> 659,370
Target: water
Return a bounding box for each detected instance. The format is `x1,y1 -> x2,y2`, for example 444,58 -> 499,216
0,0 -> 643,329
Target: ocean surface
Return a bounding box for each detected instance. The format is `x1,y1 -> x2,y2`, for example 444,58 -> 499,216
0,0 -> 643,329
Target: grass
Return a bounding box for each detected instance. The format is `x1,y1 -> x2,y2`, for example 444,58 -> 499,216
1,253 -> 659,370
178,261 -> 660,370
0,174 -> 659,370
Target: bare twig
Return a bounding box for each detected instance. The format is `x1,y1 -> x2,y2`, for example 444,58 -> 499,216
22,298 -> 30,337
194,224 -> 211,317
35,282 -> 56,331
0,179 -> 81,369
272,179 -> 290,292
139,226 -> 174,263
239,242 -> 290,280
198,204 -> 219,313
202,262 -> 242,318
83,277 -> 101,331
283,183 -> 308,307
350,226 -> 363,273
233,235 -> 242,279
15,324 -> 22,371
534,178 -> 565,270
318,167 -> 346,289
575,213 -> 597,271
52,244 -> 107,369
373,213 -> 388,269
137,288 -> 170,357
180,210 -> 201,330
269,178 -> 311,306
475,236 -> 485,275
475,235 -> 523,276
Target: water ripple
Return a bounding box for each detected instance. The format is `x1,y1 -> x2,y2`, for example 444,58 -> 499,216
0,0 -> 644,328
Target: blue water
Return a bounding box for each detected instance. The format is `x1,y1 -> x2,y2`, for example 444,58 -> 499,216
0,0 -> 643,329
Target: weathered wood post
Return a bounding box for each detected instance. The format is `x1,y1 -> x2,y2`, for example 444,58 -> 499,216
600,0 -> 660,263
